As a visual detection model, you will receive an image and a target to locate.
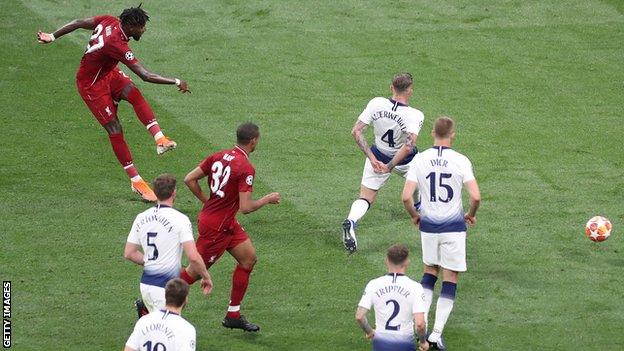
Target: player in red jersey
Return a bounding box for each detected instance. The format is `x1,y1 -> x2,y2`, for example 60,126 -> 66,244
179,122 -> 280,332
37,5 -> 189,201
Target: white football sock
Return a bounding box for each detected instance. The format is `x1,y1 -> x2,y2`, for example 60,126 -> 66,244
423,288 -> 434,330
430,297 -> 455,342
131,175 -> 142,182
153,131 -> 164,141
347,198 -> 370,222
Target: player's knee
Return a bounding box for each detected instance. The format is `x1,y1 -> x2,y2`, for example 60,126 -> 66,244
104,119 -> 123,135
124,85 -> 145,104
240,254 -> 257,269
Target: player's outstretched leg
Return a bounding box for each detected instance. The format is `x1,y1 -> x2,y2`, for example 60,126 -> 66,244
342,197 -> 371,252
223,240 -> 260,332
121,84 -> 177,155
105,120 -> 156,201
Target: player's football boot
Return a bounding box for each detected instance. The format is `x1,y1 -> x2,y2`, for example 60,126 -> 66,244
222,315 -> 260,332
134,298 -> 149,319
428,333 -> 447,351
156,136 -> 177,155
342,219 -> 358,253
131,179 -> 157,202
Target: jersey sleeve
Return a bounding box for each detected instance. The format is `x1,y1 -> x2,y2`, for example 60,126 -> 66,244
126,216 -> 141,244
125,320 -> 143,350
238,163 -> 255,193
461,156 -> 476,183
405,159 -> 420,183
108,39 -> 139,67
179,215 -> 195,244
92,15 -> 112,25
357,281 -> 374,309
406,110 -> 425,135
412,284 -> 427,313
199,154 -> 213,175
357,98 -> 380,125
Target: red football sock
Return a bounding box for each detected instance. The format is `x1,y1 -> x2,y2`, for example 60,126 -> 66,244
227,265 -> 253,318
180,269 -> 197,285
126,86 -> 161,138
108,133 -> 138,179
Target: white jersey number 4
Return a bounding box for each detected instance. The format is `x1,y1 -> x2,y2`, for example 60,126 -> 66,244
210,161 -> 231,198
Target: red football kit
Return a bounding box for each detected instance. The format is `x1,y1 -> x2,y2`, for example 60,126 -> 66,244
195,145 -> 256,265
76,15 -> 138,125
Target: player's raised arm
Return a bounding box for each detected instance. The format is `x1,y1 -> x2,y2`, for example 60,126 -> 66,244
184,166 -> 210,203
37,17 -> 96,43
386,132 -> 418,172
126,62 -> 190,93
463,179 -> 481,225
181,241 -> 213,295
239,191 -> 280,215
402,179 -> 420,225
352,120 -> 386,173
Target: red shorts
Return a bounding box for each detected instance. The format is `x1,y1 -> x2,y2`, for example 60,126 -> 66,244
77,69 -> 133,126
196,219 -> 249,267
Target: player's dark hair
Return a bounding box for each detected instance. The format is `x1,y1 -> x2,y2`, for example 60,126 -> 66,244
165,278 -> 189,308
119,3 -> 150,27
153,173 -> 176,201
386,244 -> 409,265
434,116 -> 455,139
236,122 -> 260,145
392,72 -> 413,94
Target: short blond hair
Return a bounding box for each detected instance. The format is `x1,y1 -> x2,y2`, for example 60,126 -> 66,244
433,116 -> 455,138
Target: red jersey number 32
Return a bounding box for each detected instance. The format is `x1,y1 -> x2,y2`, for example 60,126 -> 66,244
210,161 -> 231,198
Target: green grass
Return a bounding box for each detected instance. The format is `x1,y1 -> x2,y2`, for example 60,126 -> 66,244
2,0 -> 624,350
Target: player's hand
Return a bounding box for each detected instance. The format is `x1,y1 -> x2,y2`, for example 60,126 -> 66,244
411,214 -> 421,226
464,214 -> 477,226
265,192 -> 281,204
418,340 -> 429,351
37,31 -> 54,44
177,80 -> 191,93
200,277 -> 213,295
365,330 -> 375,340
371,159 -> 387,174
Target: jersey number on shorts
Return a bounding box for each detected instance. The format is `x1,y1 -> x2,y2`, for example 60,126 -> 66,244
210,161 -> 231,198
142,341 -> 166,351
146,232 -> 159,261
385,299 -> 401,331
425,172 -> 454,203
85,24 -> 105,54
381,129 -> 396,147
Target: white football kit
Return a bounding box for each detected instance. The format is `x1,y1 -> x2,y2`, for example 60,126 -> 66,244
125,309 -> 196,351
406,146 -> 475,271
359,273 -> 427,351
127,204 -> 195,311
358,97 -> 424,190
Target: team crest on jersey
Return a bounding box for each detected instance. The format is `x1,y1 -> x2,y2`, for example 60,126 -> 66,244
246,175 -> 253,186
125,51 -> 134,61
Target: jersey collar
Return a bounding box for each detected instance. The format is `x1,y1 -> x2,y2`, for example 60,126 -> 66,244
119,24 -> 130,41
155,203 -> 171,209
160,309 -> 180,316
388,98 -> 408,107
234,145 -> 249,159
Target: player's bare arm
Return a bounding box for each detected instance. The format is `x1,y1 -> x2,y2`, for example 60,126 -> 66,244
181,241 -> 213,295
463,179 -> 481,225
402,179 -> 420,225
37,17 -> 96,43
123,243 -> 144,266
387,132 -> 418,171
355,307 -> 375,340
413,312 -> 429,351
352,120 -> 386,173
126,62 -> 190,93
124,346 -> 136,351
184,167 -> 210,203
239,191 -> 280,215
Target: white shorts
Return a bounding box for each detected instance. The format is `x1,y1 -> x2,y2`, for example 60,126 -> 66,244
420,231 -> 467,272
139,283 -> 166,312
361,158 -> 410,191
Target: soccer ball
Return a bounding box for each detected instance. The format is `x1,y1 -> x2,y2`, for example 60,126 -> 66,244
585,216 -> 612,242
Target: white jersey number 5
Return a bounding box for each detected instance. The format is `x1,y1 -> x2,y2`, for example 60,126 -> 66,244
210,161 -> 231,198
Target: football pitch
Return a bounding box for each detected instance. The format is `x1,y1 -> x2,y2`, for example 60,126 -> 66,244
2,0 -> 624,350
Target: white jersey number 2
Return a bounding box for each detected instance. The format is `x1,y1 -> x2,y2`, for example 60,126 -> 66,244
210,161 -> 231,198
